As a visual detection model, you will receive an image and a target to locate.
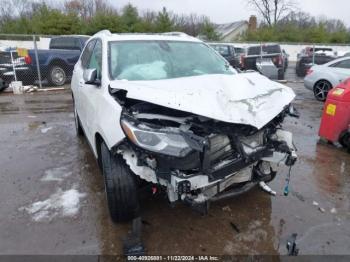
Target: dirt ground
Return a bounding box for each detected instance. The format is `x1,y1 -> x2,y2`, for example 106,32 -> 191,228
1,65 -> 350,256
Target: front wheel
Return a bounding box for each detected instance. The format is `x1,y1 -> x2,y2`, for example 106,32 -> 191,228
313,80 -> 332,101
48,65 -> 66,86
101,142 -> 139,223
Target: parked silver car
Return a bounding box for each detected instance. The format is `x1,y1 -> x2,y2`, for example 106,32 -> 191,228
304,56 -> 350,101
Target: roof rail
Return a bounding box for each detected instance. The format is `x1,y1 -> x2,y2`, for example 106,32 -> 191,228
94,30 -> 112,37
162,32 -> 190,37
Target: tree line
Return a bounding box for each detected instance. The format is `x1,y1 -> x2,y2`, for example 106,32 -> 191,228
0,0 -> 349,44
0,0 -> 220,40
245,0 -> 350,43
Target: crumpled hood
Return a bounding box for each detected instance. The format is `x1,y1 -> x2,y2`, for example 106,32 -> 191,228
110,72 -> 295,129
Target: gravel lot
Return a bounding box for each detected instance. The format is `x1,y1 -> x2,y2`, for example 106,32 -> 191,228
1,65 -> 350,256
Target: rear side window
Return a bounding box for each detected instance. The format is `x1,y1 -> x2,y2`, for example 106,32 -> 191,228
81,40 -> 96,68
234,47 -> 245,55
330,59 -> 350,69
50,37 -> 81,50
247,46 -> 260,55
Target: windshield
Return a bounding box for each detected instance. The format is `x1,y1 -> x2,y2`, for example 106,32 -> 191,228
109,41 -> 233,81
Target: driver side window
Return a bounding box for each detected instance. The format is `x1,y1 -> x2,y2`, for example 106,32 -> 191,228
88,40 -> 102,79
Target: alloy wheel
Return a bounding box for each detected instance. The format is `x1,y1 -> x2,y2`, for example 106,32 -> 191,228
314,80 -> 332,101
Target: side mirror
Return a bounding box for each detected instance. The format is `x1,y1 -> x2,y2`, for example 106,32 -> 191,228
83,68 -> 100,86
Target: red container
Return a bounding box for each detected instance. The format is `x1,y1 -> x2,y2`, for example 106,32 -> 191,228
319,78 -> 350,143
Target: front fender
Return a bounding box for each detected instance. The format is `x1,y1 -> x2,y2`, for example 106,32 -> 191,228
93,91 -> 125,156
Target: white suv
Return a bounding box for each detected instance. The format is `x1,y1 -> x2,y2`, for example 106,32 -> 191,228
72,30 -> 297,223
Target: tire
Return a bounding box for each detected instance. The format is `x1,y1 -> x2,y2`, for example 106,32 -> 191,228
0,78 -> 7,92
278,69 -> 285,80
101,142 -> 139,223
296,66 -> 303,77
339,131 -> 350,149
313,80 -> 332,102
48,65 -> 66,86
73,100 -> 83,136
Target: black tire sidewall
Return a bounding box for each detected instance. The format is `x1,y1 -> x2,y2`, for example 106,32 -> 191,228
101,142 -> 139,223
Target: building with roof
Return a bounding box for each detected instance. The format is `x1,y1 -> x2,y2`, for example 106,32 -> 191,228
215,16 -> 257,42
215,21 -> 248,41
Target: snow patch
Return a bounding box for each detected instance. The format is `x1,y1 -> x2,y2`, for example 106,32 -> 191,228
41,166 -> 72,182
20,188 -> 86,222
41,127 -> 53,134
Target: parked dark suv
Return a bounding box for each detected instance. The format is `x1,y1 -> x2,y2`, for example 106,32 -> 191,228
296,47 -> 337,77
209,43 -> 241,69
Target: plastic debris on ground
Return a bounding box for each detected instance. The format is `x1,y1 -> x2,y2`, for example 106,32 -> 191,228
222,206 -> 232,212
41,127 -> 53,134
259,181 -> 276,196
318,207 -> 326,213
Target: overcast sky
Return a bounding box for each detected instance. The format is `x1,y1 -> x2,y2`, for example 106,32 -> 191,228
112,0 -> 350,26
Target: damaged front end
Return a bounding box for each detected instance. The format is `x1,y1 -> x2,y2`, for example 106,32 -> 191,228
114,100 -> 297,212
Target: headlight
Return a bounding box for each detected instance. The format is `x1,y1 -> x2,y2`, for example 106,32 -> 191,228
121,119 -> 192,157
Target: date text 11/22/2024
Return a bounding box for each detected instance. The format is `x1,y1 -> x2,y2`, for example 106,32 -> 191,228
127,255 -> 220,261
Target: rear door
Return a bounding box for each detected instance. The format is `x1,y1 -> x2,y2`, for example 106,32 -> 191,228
72,39 -> 96,129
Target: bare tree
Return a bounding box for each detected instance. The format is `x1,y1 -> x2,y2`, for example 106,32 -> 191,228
247,0 -> 298,26
64,0 -> 92,19
0,0 -> 14,22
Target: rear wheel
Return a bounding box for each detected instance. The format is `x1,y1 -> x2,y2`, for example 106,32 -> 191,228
339,130 -> 350,150
313,80 -> 332,101
101,142 -> 139,223
48,65 -> 66,86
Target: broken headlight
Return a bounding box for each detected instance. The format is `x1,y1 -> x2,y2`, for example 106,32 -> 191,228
121,119 -> 192,157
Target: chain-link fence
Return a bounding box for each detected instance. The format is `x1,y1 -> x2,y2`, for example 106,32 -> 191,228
0,34 -> 89,91
1,34 -> 350,92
